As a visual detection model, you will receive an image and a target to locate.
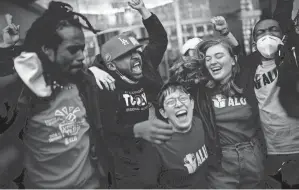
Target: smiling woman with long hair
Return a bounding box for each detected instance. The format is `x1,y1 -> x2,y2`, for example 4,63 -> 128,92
199,38 -> 264,188
170,38 -> 265,188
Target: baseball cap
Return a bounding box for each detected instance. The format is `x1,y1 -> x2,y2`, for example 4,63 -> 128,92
181,38 -> 203,55
101,33 -> 143,63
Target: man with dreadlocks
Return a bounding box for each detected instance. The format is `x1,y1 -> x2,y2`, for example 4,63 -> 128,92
12,1 -> 110,188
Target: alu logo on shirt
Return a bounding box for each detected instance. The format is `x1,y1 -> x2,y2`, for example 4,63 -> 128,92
254,67 -> 278,89
183,145 -> 208,174
45,106 -> 83,145
212,94 -> 247,109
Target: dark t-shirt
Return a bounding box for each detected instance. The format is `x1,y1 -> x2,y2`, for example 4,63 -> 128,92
139,117 -> 208,188
211,93 -> 257,145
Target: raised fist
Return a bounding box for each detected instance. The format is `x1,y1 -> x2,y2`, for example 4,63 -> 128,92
211,16 -> 229,36
128,0 -> 145,11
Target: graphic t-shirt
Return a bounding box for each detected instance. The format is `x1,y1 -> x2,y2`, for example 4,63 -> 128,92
254,60 -> 299,154
139,117 -> 208,188
211,93 -> 257,145
23,85 -> 98,188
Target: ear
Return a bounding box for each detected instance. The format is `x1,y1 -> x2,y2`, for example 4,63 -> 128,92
106,62 -> 116,71
41,46 -> 55,62
190,99 -> 194,110
159,108 -> 168,119
232,55 -> 238,66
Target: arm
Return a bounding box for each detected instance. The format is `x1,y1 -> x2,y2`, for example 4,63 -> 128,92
273,0 -> 294,35
0,73 -> 18,89
278,57 -> 299,118
211,16 -> 240,55
129,0 -> 168,70
139,142 -> 162,188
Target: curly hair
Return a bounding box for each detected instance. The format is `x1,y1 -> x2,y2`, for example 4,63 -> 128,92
198,39 -> 243,97
169,56 -> 208,88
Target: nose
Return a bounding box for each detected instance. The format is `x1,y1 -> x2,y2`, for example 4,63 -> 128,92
175,98 -> 183,107
77,50 -> 85,62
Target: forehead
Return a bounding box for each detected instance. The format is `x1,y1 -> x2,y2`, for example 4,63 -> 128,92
164,88 -> 187,100
57,26 -> 85,46
255,19 -> 280,31
206,44 -> 229,56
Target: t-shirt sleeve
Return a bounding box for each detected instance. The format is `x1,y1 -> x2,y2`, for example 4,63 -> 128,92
139,142 -> 162,188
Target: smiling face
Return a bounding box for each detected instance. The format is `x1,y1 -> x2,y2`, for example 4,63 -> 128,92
205,44 -> 235,83
112,50 -> 143,81
159,89 -> 194,132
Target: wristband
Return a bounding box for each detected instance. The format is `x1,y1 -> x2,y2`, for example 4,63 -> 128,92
220,28 -> 230,36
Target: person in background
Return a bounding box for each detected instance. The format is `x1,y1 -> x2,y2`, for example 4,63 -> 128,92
139,81 -> 209,188
88,0 -> 172,188
181,16 -> 239,57
12,1 -> 113,188
0,16 -> 24,189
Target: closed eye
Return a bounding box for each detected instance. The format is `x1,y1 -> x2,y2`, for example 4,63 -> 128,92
67,45 -> 85,54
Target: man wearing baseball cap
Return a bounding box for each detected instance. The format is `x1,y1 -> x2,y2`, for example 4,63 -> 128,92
89,0 -> 170,188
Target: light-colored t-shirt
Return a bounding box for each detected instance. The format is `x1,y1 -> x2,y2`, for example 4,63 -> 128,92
254,60 -> 299,155
23,85 -> 99,188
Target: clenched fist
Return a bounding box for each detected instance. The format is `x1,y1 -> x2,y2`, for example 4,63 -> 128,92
128,0 -> 145,11
211,16 -> 229,36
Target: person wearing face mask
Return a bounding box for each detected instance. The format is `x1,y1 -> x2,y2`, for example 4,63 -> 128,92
238,13 -> 299,187
138,82 -> 209,188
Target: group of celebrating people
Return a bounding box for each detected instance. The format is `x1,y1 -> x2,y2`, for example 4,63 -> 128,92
0,0 -> 299,188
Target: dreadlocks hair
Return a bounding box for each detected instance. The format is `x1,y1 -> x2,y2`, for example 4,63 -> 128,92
198,38 -> 243,97
23,1 -> 98,93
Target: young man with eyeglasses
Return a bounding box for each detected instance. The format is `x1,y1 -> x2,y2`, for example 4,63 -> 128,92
138,82 -> 208,188
88,0 -> 171,188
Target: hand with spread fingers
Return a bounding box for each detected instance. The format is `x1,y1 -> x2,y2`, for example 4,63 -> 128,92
89,66 -> 116,91
211,16 -> 229,36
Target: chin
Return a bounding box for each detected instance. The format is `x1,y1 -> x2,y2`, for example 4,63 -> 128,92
133,73 -> 143,80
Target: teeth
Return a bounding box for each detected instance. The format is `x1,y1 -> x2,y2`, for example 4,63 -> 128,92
211,67 -> 221,71
133,62 -> 140,67
176,110 -> 187,116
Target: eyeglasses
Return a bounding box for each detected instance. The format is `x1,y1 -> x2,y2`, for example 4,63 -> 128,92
164,95 -> 190,108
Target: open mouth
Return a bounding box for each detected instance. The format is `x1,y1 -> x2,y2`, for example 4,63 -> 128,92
175,110 -> 188,120
132,61 -> 142,73
210,66 -> 222,74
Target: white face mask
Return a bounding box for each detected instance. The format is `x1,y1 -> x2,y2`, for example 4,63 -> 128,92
256,35 -> 283,59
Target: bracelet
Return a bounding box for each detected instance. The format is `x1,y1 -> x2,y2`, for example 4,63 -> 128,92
220,28 -> 230,36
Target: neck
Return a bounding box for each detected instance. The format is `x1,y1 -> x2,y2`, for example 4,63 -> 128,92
173,124 -> 192,134
219,72 -> 232,85
261,56 -> 275,62
115,70 -> 139,84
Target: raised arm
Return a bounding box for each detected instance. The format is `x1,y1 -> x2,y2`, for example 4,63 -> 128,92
273,0 -> 294,35
129,0 -> 168,70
